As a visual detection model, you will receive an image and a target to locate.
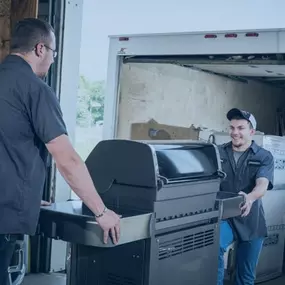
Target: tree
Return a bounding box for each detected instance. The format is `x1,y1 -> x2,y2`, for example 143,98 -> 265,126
76,76 -> 105,127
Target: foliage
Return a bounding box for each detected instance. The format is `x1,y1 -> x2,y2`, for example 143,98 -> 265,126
76,76 -> 105,127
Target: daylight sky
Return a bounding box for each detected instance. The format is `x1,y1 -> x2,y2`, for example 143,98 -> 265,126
79,0 -> 285,81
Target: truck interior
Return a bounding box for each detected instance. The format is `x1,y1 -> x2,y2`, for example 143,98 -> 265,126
115,42 -> 285,138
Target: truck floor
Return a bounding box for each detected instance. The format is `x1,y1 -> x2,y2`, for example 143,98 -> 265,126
21,273 -> 285,285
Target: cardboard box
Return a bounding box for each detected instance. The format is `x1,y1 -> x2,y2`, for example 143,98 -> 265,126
130,119 -> 200,140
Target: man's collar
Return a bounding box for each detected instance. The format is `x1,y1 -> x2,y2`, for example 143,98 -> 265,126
2,54 -> 33,72
223,140 -> 259,154
250,141 -> 259,154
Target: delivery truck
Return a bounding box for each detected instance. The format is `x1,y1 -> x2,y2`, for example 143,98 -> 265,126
103,28 -> 285,284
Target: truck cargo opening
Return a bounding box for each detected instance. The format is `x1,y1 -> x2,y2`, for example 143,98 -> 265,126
103,29 -> 285,140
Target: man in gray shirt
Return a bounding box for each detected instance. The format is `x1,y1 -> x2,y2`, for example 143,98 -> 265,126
217,108 -> 274,285
0,18 -> 120,285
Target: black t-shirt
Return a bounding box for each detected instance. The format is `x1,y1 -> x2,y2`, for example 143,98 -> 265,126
0,55 -> 67,235
218,141 -> 274,241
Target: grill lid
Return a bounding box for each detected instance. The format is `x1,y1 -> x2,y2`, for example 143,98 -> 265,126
152,142 -> 223,183
85,139 -> 223,193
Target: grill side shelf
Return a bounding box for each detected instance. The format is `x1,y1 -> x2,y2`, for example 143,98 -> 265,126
38,207 -> 152,248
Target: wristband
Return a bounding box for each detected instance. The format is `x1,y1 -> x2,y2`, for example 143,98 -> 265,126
95,206 -> 107,218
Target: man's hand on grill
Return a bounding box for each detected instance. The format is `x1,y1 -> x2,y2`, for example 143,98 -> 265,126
96,209 -> 121,244
239,191 -> 253,217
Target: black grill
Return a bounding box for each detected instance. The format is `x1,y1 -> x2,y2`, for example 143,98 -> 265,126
38,139 -> 244,285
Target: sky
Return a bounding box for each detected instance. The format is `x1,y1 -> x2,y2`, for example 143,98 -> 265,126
79,0 -> 285,82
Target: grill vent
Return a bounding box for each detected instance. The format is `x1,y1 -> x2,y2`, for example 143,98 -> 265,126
158,229 -> 215,260
107,273 -> 136,285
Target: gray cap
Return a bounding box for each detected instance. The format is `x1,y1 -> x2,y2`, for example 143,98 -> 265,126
227,108 -> 257,130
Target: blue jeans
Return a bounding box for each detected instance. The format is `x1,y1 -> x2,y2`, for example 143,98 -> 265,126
217,221 -> 264,285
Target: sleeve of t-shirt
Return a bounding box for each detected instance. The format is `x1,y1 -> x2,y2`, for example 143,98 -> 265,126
256,151 -> 274,190
28,83 -> 68,144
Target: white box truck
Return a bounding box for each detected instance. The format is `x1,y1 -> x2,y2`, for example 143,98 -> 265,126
103,28 -> 285,283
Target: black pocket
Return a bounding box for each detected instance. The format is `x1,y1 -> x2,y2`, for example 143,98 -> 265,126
220,157 -> 229,170
248,160 -> 261,178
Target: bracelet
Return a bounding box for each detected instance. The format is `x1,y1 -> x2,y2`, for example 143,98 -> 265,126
95,206 -> 107,218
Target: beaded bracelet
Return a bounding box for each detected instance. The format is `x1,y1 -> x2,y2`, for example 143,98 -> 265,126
95,206 -> 107,218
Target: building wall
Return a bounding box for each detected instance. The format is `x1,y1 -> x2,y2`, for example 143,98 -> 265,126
116,63 -> 285,138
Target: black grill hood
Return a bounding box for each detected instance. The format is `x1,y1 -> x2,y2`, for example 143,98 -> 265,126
85,139 -> 224,194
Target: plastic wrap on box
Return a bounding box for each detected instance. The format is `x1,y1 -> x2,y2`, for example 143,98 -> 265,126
262,136 -> 285,189
262,190 -> 285,226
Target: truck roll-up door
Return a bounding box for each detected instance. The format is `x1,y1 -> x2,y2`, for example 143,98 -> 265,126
122,54 -> 285,88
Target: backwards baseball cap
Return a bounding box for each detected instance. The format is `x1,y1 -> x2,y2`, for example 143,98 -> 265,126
226,108 -> 257,130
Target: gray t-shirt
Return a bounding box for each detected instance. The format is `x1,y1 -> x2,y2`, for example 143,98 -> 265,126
233,150 -> 244,164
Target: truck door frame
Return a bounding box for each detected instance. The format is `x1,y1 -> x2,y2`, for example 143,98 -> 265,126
49,0 -> 84,272
30,0 -> 84,274
103,39 -> 123,139
53,0 -> 83,203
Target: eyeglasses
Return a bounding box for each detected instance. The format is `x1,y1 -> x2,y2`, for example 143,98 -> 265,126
44,45 -> 57,58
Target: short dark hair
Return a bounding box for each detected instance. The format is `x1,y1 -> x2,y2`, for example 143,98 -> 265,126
230,115 -> 253,129
10,18 -> 54,53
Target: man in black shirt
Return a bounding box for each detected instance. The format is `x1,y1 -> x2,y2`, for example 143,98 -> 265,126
217,108 -> 274,285
0,18 -> 120,284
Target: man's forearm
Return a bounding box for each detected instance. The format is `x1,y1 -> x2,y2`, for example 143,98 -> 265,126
56,155 -> 106,216
248,187 -> 266,202
247,178 -> 268,202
